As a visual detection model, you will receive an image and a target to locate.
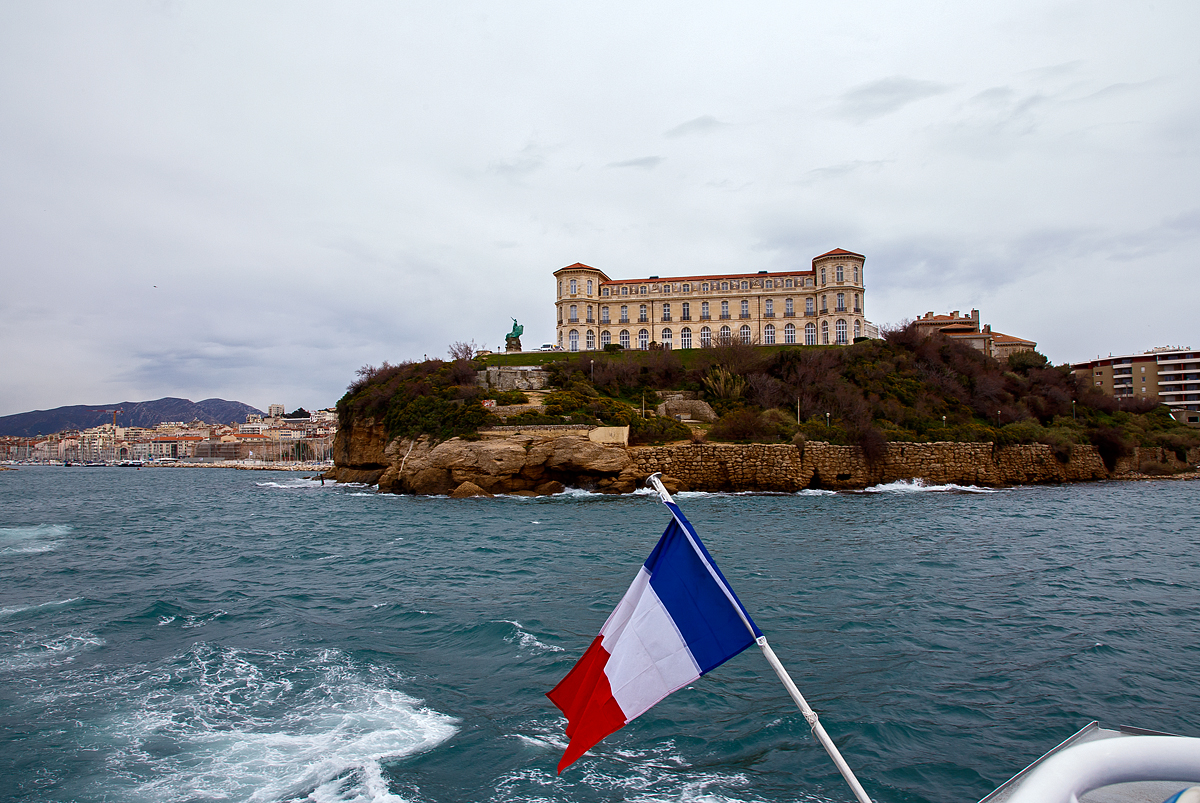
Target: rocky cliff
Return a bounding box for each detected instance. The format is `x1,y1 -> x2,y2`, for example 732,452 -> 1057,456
327,419 -> 1199,495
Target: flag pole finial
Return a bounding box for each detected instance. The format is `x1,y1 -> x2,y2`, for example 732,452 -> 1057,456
644,472 -> 673,504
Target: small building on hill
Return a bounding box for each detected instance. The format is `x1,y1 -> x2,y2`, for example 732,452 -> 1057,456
912,309 -> 1036,362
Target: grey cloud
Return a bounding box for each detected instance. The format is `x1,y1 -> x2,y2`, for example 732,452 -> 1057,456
800,160 -> 889,184
664,115 -> 728,138
606,156 -> 664,170
835,76 -> 951,123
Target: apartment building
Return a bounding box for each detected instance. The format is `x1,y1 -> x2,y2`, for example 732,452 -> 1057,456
1072,347 -> 1200,417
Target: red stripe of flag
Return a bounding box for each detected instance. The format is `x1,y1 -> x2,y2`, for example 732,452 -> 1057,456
546,635 -> 628,773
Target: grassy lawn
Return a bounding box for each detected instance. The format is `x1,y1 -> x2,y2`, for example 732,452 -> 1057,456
481,351 -> 572,367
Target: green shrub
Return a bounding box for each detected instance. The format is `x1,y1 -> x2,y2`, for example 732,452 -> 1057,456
489,390 -> 529,405
383,396 -> 493,442
629,415 -> 691,445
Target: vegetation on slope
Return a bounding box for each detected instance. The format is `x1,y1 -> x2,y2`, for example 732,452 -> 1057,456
338,330 -> 1198,459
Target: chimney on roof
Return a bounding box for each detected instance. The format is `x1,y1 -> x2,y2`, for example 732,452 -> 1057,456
971,309 -> 979,320
925,312 -> 933,319
951,310 -> 959,318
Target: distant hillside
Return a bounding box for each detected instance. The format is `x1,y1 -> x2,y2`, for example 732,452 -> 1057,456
0,398 -> 266,437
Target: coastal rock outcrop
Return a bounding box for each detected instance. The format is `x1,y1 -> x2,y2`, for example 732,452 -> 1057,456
330,419 -> 1200,495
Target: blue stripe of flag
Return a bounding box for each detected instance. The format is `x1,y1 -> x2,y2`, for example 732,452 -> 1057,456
643,503 -> 761,674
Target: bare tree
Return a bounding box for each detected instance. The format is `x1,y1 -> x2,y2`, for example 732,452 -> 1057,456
448,340 -> 479,361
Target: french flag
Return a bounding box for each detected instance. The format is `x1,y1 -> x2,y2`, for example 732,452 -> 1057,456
547,500 -> 762,773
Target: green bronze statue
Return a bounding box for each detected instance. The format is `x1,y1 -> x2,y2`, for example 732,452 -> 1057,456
505,318 -> 524,352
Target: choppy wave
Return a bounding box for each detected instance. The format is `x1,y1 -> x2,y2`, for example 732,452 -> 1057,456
499,620 -> 564,654
256,478 -> 330,490
0,523 -> 70,554
0,597 -> 80,618
861,478 -> 999,494
84,644 -> 457,803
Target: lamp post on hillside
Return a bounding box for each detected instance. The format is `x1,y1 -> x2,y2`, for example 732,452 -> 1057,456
825,412 -> 830,428
1073,400 -> 1076,420
590,359 -> 594,382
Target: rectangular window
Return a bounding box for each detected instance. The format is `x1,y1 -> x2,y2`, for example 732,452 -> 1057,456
681,302 -> 690,320
836,293 -> 845,312
740,299 -> 749,318
662,303 -> 671,321
701,301 -> 710,319
720,301 -> 729,319
639,304 -> 648,323
601,306 -> 610,323
785,298 -> 794,316
620,305 -> 629,323
764,299 -> 773,316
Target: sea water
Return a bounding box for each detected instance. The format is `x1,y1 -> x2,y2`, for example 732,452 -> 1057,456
1,467 -> 1197,803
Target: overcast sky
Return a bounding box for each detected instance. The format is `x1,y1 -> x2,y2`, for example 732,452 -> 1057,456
2,1 -> 1197,416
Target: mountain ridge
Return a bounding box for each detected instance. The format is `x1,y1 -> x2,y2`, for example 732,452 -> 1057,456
0,398 -> 266,437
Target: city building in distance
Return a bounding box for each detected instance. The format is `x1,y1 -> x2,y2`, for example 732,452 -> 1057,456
911,309 -> 1036,362
553,248 -> 871,352
1072,347 -> 1200,420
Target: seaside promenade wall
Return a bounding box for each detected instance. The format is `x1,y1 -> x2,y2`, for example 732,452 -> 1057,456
328,419 -> 1200,493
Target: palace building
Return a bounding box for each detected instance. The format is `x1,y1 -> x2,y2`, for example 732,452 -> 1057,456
553,248 -> 869,352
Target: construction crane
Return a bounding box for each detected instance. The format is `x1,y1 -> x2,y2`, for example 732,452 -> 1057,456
94,409 -> 124,428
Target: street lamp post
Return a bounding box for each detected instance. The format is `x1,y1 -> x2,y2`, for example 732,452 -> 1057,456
825,412 -> 830,428
590,359 -> 594,382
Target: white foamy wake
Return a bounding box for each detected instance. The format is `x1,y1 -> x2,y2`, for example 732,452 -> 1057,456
0,523 -> 70,554
0,632 -> 103,672
90,644 -> 457,803
862,478 -> 999,494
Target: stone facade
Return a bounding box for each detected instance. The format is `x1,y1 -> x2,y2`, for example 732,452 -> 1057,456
553,248 -> 869,353
478,366 -> 551,391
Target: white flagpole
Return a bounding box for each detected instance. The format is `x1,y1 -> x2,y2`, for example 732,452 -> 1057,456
644,474 -> 873,803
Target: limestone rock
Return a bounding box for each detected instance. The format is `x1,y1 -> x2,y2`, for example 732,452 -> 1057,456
534,480 -> 565,495
450,481 -> 493,498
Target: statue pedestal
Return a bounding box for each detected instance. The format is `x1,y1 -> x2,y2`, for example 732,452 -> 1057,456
505,337 -> 522,353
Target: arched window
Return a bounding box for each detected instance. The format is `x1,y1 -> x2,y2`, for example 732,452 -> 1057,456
639,286 -> 647,295
721,281 -> 729,291
682,283 -> 690,292
661,328 -> 672,349
764,324 -> 776,344
805,322 -> 816,345
740,281 -> 748,290
700,326 -> 712,347
619,329 -> 630,349
602,287 -> 609,296
586,330 -> 595,350
620,305 -> 628,323
701,301 -> 710,319
719,325 -> 732,344
661,284 -> 670,295
854,320 -> 861,339
639,304 -> 648,322
621,286 -> 629,296
821,295 -> 828,313
784,323 -> 796,344
681,327 -> 692,349
569,304 -> 578,323
739,324 -> 751,343
854,265 -> 859,283
740,299 -> 749,317
601,306 -> 610,323
558,281 -> 562,297
681,302 -> 690,320
587,279 -> 593,294
836,293 -> 845,312
702,282 -> 709,292
821,320 -> 829,345
601,330 -> 611,347
720,300 -> 729,318
853,293 -> 860,313
765,298 -> 774,316
806,297 -> 815,315
785,278 -> 793,288
820,268 -> 826,286
785,298 -> 793,316
836,264 -> 844,282
569,330 -> 579,351
570,279 -> 578,294
638,329 -> 649,350
835,319 -> 847,344
765,279 -> 773,289
586,305 -> 594,322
